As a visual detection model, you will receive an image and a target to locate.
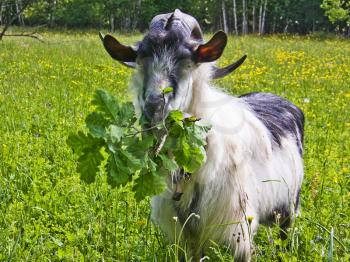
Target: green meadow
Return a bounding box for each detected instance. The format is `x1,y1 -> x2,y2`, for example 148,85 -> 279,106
0,31 -> 349,261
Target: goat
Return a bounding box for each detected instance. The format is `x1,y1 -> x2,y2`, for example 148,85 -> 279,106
99,9 -> 304,262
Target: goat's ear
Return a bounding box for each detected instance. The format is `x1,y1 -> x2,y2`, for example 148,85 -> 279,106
193,31 -> 227,63
99,32 -> 137,68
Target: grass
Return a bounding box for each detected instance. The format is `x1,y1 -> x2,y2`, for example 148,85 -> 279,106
0,29 -> 349,261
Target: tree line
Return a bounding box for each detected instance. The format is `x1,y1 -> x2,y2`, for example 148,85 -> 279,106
0,0 -> 349,36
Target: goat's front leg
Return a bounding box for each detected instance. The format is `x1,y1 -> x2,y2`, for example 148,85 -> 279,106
151,194 -> 180,242
230,215 -> 259,262
182,239 -> 204,262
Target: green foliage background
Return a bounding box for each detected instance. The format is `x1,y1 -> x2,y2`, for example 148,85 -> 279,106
0,32 -> 349,260
1,0 -> 348,34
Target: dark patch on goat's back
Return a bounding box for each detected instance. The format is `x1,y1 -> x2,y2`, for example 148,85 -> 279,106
240,92 -> 304,155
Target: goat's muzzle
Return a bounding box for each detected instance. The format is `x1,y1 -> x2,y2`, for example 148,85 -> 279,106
144,92 -> 166,123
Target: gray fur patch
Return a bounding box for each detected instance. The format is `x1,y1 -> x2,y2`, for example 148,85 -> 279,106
240,92 -> 304,155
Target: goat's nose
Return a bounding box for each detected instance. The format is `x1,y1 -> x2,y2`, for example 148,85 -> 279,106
146,93 -> 163,105
144,92 -> 165,121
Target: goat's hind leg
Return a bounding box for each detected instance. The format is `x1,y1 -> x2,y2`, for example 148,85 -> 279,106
279,188 -> 301,240
279,215 -> 292,240
278,203 -> 299,240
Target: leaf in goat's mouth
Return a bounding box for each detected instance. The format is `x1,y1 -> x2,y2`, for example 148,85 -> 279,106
162,87 -> 173,94
68,89 -> 211,201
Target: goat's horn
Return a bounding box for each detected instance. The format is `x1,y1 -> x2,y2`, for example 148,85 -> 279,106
173,9 -> 203,40
149,9 -> 203,40
150,13 -> 170,32
99,32 -> 104,42
212,55 -> 247,79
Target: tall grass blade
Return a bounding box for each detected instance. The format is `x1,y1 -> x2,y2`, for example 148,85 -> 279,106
328,227 -> 334,262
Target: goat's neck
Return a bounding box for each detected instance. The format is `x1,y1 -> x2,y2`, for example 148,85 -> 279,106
187,64 -> 229,119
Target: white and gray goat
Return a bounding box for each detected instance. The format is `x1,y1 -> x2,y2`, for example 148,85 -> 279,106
100,9 -> 304,262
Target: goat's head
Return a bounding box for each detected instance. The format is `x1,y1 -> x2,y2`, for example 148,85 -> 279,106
100,9 -> 246,123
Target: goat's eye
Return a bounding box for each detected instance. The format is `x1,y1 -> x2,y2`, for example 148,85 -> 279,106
168,73 -> 178,88
169,74 -> 176,82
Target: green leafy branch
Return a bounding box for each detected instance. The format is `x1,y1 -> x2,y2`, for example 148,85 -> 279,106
67,89 -> 210,201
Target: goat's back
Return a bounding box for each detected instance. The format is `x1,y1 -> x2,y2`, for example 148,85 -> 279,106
240,92 -> 304,155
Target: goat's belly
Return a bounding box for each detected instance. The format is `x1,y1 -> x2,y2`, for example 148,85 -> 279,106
244,136 -> 304,224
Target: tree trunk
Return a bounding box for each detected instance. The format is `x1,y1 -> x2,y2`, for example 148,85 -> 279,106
232,0 -> 238,34
49,0 -> 56,28
242,0 -> 248,34
258,0 -> 262,34
222,0 -> 228,33
15,0 -> 20,24
0,2 -> 5,25
110,13 -> 115,33
284,18 -> 289,33
15,0 -> 24,26
125,16 -> 131,31
252,1 -> 256,33
219,13 -> 222,31
261,0 -> 267,34
133,0 -> 141,31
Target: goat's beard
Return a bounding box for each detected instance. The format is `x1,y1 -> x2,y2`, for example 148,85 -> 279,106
150,112 -> 166,126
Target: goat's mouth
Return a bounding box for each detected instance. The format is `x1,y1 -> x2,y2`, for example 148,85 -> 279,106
143,104 -> 169,126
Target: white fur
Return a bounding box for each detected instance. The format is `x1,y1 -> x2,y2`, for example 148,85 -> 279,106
132,62 -> 303,261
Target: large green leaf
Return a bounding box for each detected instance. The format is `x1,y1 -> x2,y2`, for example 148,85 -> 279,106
77,147 -> 104,183
172,134 -> 207,173
67,131 -> 89,156
173,135 -> 190,166
92,89 -> 119,121
183,146 -> 206,173
118,102 -> 136,124
186,124 -> 210,147
85,112 -> 109,138
67,131 -> 102,156
126,134 -> 155,159
67,131 -> 105,183
120,149 -> 142,173
133,170 -> 166,201
159,153 -> 178,172
106,154 -> 130,187
168,110 -> 184,124
106,125 -> 124,144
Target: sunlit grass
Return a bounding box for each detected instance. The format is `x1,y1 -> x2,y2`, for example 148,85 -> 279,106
0,30 -> 349,261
